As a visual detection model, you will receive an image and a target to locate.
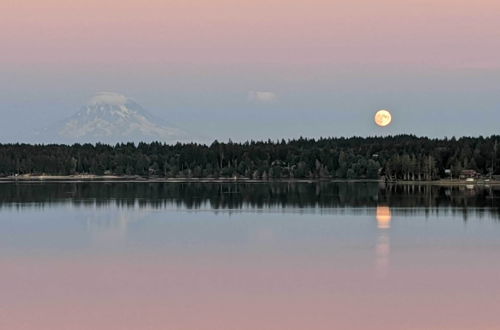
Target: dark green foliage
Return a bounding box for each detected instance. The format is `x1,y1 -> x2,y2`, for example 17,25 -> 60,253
0,135 -> 498,180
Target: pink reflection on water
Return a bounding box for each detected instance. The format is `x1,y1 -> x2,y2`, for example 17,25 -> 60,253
2,250 -> 500,330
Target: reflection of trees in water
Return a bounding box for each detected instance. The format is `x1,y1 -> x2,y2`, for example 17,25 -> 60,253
379,183 -> 500,220
0,182 -> 498,219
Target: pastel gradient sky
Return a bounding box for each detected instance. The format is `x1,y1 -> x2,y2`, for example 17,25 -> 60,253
1,0 -> 499,142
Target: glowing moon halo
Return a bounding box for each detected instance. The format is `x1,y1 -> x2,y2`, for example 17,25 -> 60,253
375,110 -> 392,127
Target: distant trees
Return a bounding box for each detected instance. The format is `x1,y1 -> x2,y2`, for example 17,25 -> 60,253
0,135 -> 499,180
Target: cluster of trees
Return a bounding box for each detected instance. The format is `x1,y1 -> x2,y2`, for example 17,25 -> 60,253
0,135 -> 498,180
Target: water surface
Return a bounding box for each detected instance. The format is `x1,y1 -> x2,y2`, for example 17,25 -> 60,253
1,182 -> 499,330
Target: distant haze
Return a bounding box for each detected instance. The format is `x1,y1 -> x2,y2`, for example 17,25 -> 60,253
1,0 -> 499,143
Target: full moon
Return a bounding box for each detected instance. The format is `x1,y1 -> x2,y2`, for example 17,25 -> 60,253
375,110 -> 392,127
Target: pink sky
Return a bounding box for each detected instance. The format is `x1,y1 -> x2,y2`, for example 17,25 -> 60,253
2,0 -> 500,68
1,0 -> 500,141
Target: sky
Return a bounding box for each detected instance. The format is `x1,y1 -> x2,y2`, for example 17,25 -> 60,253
1,0 -> 500,143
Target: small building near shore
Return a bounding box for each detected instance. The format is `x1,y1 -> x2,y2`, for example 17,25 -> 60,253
460,169 -> 480,180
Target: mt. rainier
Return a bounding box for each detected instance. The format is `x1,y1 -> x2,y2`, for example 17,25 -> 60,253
39,92 -> 189,144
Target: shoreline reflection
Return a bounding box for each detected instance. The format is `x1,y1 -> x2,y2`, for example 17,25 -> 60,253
0,182 -> 498,220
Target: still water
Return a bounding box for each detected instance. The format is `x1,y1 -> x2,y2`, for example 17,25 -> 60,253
1,182 -> 499,330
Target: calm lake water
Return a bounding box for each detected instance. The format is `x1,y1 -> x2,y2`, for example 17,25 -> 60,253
1,182 -> 499,330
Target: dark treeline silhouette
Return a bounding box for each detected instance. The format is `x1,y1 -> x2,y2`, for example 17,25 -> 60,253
0,135 -> 499,180
1,182 -> 499,219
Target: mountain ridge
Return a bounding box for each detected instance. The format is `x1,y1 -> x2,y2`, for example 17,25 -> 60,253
37,92 -> 189,144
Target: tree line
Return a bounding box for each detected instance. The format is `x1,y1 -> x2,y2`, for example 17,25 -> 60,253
0,135 -> 498,180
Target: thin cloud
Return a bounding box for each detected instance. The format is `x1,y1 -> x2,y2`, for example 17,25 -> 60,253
88,92 -> 128,106
248,91 -> 278,104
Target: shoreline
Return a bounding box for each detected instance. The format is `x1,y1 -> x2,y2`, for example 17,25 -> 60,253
1,175 -> 499,186
0,175 -> 379,184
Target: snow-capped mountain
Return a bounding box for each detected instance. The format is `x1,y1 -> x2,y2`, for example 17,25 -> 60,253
39,92 -> 189,144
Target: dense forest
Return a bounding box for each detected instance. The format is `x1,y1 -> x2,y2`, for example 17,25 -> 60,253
0,135 -> 498,181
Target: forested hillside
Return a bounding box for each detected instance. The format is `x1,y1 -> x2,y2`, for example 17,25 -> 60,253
0,135 -> 498,180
